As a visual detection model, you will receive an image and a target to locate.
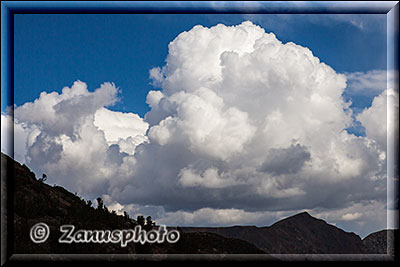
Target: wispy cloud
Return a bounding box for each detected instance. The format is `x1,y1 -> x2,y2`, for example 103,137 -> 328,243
345,69 -> 393,97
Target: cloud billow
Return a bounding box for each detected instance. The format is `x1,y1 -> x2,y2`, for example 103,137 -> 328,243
259,144 -> 311,175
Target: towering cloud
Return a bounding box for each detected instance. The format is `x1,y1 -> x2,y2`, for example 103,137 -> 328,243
126,21 -> 386,211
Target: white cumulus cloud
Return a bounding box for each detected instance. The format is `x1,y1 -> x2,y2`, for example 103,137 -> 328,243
4,81 -> 147,199
117,21 -> 385,214
357,88 -> 399,151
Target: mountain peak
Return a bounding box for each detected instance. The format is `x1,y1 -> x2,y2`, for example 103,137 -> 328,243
272,211 -> 318,227
294,211 -> 312,217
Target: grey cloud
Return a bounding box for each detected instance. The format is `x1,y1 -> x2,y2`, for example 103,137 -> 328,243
259,144 -> 311,175
106,144 -> 128,166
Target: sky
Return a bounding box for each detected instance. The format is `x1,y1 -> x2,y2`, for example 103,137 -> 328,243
10,13 -> 388,117
1,7 -> 399,238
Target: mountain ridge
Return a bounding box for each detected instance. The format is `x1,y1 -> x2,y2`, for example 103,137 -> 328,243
2,152 -> 396,256
180,208 -> 393,254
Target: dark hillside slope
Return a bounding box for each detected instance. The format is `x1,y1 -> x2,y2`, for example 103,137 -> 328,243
2,152 -> 266,255
362,229 -> 397,255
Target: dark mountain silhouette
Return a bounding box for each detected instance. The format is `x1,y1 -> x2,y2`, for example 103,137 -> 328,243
1,152 -> 396,258
1,152 -> 266,256
182,212 -> 396,254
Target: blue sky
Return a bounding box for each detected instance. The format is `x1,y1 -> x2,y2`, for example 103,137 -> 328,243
12,13 -> 387,118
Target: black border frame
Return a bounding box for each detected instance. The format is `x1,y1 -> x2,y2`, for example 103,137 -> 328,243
1,0 -> 399,263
